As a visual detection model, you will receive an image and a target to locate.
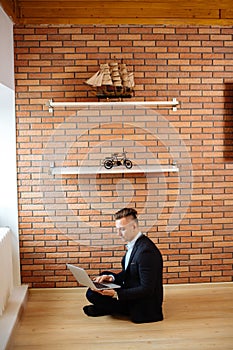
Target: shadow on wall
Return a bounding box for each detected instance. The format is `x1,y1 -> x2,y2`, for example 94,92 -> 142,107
224,83 -> 233,161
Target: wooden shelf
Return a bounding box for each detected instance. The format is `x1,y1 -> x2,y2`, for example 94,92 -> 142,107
46,98 -> 179,113
49,164 -> 179,175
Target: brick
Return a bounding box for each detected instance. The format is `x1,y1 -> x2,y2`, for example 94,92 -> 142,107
14,24 -> 233,287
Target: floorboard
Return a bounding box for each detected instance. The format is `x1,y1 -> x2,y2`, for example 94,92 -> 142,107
11,282 -> 233,350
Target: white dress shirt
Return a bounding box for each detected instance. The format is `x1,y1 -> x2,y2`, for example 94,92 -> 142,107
125,232 -> 143,270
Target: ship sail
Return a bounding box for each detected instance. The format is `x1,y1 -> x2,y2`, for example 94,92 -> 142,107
110,61 -> 122,88
85,58 -> 135,98
85,71 -> 102,86
127,72 -> 135,89
101,63 -> 113,85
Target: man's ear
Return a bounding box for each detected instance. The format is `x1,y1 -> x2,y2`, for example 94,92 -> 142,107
132,221 -> 137,230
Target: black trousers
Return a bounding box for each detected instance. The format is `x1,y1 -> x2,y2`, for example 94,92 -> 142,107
86,288 -> 130,316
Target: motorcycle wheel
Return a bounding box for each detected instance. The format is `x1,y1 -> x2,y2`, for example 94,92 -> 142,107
104,159 -> 113,169
124,159 -> 133,169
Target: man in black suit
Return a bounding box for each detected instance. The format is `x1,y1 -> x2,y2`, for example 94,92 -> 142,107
83,207 -> 163,323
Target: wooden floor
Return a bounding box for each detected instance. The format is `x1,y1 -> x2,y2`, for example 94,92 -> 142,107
11,283 -> 233,350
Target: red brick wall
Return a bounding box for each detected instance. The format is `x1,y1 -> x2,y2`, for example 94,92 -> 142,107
14,25 -> 233,287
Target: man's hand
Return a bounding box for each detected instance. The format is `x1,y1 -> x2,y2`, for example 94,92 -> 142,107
92,275 -> 116,297
95,289 -> 116,297
94,274 -> 114,283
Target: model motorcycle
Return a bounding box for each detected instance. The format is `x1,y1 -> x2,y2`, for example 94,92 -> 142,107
103,151 -> 133,169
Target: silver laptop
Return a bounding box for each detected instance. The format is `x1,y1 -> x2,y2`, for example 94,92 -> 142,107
67,264 -> 121,290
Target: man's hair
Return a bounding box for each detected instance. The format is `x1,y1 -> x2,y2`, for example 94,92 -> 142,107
114,207 -> 138,223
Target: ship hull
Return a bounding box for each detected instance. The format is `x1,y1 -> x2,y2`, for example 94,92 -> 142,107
96,86 -> 133,99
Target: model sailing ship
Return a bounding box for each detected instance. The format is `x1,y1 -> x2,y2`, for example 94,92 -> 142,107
85,59 -> 135,98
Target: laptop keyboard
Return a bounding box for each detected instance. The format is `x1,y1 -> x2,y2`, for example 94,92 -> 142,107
93,281 -> 110,289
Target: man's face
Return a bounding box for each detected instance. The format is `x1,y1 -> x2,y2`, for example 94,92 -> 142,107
115,216 -> 138,242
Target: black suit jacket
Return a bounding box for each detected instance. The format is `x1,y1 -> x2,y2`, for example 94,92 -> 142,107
112,234 -> 163,323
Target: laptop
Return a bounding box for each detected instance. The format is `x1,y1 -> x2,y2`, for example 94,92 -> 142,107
67,264 -> 121,290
